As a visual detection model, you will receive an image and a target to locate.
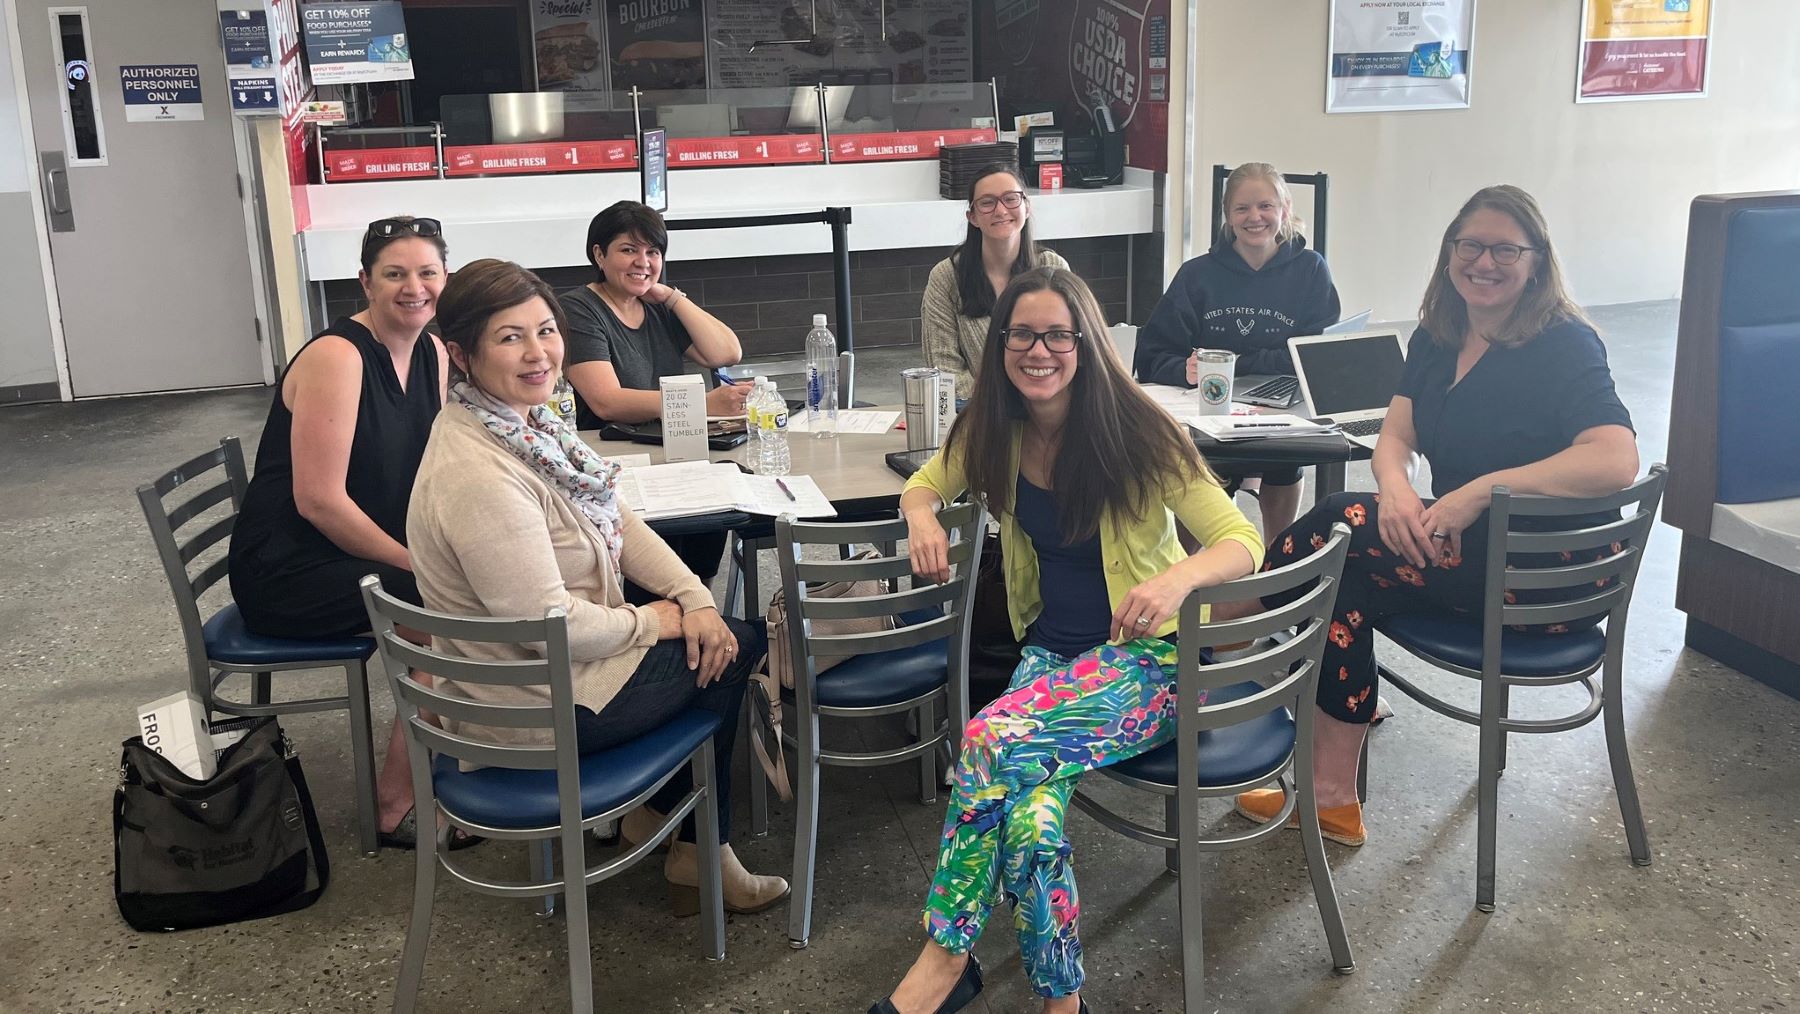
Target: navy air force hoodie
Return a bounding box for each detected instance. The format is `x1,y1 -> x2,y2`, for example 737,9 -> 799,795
1134,235 -> 1341,386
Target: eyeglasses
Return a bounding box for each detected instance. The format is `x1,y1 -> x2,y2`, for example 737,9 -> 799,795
366,217 -> 443,240
1001,327 -> 1080,353
972,191 -> 1027,214
1449,238 -> 1534,266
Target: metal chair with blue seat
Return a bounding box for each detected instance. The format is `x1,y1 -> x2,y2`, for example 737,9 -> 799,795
136,436 -> 381,855
1375,465 -> 1668,913
1071,524 -> 1355,1013
769,500 -> 987,949
359,574 -> 725,1014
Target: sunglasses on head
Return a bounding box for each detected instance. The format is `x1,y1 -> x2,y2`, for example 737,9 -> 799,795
366,217 -> 443,240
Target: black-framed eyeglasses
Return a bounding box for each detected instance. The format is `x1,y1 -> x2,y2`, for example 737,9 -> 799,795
972,191 -> 1027,214
1001,327 -> 1080,353
1449,238 -> 1534,266
367,217 -> 443,240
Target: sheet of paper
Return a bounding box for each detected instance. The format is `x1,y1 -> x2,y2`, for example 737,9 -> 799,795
1140,383 -> 1197,417
622,460 -> 742,518
785,409 -> 900,434
1189,414 -> 1337,440
734,474 -> 838,518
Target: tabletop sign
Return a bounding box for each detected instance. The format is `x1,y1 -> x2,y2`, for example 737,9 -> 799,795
120,65 -> 204,122
324,145 -> 437,181
830,128 -> 997,163
443,139 -> 636,178
667,134 -> 821,167
660,375 -> 709,462
640,126 -> 667,212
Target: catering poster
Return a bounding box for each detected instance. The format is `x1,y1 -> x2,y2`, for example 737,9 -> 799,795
607,0 -> 707,92
531,0 -> 607,92
1576,0 -> 1711,102
300,2 -> 413,85
1326,0 -> 1475,113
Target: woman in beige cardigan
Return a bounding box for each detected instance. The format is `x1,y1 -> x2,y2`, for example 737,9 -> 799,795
407,258 -> 787,916
921,163 -> 1068,399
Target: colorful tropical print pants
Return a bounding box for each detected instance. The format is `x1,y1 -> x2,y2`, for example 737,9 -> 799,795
922,637 -> 1187,998
1262,492 -> 1612,725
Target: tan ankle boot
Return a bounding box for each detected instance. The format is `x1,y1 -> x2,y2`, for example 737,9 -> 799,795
617,804 -> 670,853
664,841 -> 790,917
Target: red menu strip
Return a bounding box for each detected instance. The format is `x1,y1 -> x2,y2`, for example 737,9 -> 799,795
324,146 -> 440,182
668,134 -> 823,167
444,140 -> 639,177
830,128 -> 998,164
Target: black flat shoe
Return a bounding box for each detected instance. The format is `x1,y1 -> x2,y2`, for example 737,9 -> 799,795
378,807 -> 484,852
868,954 -> 983,1014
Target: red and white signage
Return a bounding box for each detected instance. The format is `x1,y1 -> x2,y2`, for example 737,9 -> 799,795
668,134 -> 821,167
325,146 -> 438,182
831,128 -> 997,164
445,140 -> 637,177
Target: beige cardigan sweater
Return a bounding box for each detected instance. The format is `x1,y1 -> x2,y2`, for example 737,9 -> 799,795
919,247 -> 1069,399
407,406 -> 716,744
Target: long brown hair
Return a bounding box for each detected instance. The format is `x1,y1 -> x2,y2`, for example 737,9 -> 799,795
947,266 -> 1216,542
1418,185 -> 1591,347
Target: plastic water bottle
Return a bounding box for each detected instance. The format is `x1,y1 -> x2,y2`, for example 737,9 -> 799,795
743,374 -> 766,457
804,313 -> 839,438
757,380 -> 790,476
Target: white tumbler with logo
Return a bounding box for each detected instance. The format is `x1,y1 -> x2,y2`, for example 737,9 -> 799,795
1192,349 -> 1237,416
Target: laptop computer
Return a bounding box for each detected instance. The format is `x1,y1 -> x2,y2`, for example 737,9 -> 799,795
1287,328 -> 1408,449
1235,310 -> 1374,408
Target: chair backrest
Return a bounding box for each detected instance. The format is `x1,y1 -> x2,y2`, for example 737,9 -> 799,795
136,437 -> 250,686
1175,524 -> 1352,734
772,500 -> 987,705
1479,465 -> 1669,657
359,575 -> 586,819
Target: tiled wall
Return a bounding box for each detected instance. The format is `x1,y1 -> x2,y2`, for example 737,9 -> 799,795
318,234 -> 1146,360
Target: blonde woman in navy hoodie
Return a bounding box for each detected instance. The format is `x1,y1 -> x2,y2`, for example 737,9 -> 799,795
1135,162 -> 1341,538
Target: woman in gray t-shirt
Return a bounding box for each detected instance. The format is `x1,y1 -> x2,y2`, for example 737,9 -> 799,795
561,201 -> 749,430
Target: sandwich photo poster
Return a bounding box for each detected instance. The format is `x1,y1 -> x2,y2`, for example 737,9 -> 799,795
1326,0 -> 1476,113
608,0 -> 707,92
532,0 -> 607,92
1576,0 -> 1712,102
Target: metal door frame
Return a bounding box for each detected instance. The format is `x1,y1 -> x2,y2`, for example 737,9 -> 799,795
3,0 -> 72,401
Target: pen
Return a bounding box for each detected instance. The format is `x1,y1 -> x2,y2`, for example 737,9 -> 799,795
775,478 -> 797,501
1230,421 -> 1296,428
713,368 -> 738,386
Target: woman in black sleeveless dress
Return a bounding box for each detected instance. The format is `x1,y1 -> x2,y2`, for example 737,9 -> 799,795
228,216 -> 452,847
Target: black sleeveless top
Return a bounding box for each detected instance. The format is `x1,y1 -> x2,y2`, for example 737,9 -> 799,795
228,318 -> 441,609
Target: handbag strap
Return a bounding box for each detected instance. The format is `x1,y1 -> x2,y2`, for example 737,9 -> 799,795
253,748 -> 331,917
747,674 -> 792,803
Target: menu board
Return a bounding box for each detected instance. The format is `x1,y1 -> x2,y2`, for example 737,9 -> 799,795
608,0 -> 707,91
707,0 -> 971,89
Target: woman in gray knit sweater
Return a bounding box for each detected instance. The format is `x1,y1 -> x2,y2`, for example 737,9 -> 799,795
921,164 -> 1067,399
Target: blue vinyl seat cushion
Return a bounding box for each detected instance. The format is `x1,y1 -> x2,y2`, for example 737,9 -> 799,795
432,709 -> 721,830
1108,681 -> 1296,789
203,603 -> 376,665
1380,613 -> 1606,677
785,637 -> 949,709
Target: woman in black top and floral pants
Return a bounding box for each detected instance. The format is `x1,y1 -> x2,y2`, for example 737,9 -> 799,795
1232,186 -> 1641,847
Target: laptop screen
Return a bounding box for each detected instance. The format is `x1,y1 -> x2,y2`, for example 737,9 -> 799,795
1293,332 -> 1407,417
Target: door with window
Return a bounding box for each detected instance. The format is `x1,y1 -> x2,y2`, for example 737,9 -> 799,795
19,2 -> 265,397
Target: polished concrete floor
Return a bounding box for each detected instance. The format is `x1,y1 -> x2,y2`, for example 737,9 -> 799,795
2,301 -> 1796,1013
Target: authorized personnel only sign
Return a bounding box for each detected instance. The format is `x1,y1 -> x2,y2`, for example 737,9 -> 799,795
120,64 -> 204,122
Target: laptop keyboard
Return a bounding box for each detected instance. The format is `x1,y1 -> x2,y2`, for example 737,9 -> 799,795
1240,375 -> 1299,403
1338,417 -> 1384,437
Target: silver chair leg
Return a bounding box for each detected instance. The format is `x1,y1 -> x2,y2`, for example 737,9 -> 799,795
745,699 -> 770,837
723,535 -> 744,619
1175,784 -> 1207,1011
345,659 -> 380,857
251,671 -> 272,706
693,742 -> 727,961
1475,674 -> 1505,912
1601,652 -> 1652,866
1295,770 -> 1356,974
917,698 -> 936,805
1356,731 -> 1369,804
530,839 -> 557,917
1163,795 -> 1180,875
1495,683 -> 1511,773
788,713 -> 822,948
393,827 -> 439,1014
740,545 -> 763,622
559,820 -> 595,1014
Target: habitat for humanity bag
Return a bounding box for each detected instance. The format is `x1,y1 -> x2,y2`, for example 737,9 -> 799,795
114,717 -> 328,932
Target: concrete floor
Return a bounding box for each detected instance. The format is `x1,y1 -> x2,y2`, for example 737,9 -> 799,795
2,302 -> 1796,1013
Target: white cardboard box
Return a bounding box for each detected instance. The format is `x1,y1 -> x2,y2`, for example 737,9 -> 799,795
137,690 -> 217,780
660,374 -> 709,462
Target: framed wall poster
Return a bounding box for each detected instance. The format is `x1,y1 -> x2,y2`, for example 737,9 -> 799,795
1326,0 -> 1476,114
1576,0 -> 1712,103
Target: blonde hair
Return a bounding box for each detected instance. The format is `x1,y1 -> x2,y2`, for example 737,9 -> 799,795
1418,185 -> 1592,348
1219,162 -> 1304,245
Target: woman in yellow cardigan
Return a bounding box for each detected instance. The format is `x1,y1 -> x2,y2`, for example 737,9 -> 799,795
871,267 -> 1262,1014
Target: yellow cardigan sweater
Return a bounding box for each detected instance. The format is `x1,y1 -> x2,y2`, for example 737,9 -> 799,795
904,425 -> 1264,641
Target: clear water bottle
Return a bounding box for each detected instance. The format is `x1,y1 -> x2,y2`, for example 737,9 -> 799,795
743,374 -> 766,457
804,313 -> 839,438
757,380 -> 790,476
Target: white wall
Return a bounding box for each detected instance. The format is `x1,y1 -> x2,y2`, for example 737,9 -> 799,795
1193,0 -> 1800,321
0,0 -> 58,396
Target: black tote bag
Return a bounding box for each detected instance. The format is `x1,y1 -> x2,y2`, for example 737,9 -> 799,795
113,717 -> 329,932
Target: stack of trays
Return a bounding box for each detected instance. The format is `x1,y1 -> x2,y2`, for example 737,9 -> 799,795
939,141 -> 1019,200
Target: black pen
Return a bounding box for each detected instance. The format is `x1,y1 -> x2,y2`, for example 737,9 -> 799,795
1230,421 -> 1297,428
775,478 -> 797,501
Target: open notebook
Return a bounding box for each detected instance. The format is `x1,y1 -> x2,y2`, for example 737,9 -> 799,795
615,461 -> 837,521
